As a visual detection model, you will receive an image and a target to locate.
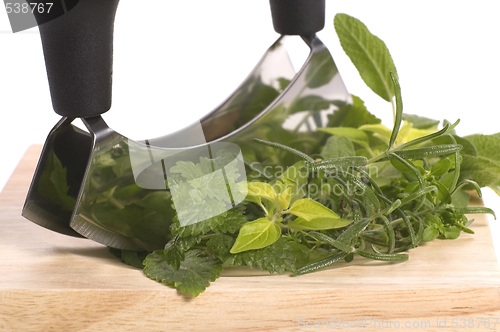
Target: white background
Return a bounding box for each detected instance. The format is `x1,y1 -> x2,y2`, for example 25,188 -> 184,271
1,1 -> 499,260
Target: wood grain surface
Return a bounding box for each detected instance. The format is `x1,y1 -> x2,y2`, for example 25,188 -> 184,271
1,145 -> 500,332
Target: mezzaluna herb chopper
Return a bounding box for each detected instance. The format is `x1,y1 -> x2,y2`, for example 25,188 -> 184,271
23,0 -> 351,251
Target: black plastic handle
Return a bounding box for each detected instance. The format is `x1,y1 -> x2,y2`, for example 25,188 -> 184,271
269,0 -> 325,36
34,0 -> 120,118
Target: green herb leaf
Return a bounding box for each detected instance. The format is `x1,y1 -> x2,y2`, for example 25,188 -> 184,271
327,95 -> 382,128
288,198 -> 340,220
278,187 -> 292,211
171,208 -> 247,237
143,249 -> 223,297
226,237 -> 296,274
402,114 -> 440,129
430,158 -> 452,177
455,207 -> 496,219
164,235 -> 203,270
306,156 -> 368,173
380,144 -> 463,161
459,155 -> 500,188
388,72 -> 403,149
246,181 -> 277,205
334,13 -> 398,101
318,127 -> 370,150
230,218 -> 281,254
287,217 -> 352,230
321,136 -> 356,159
356,250 -> 409,262
422,226 -> 440,242
206,233 -> 235,260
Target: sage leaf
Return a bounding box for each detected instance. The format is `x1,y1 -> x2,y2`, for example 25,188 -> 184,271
230,218 -> 281,254
334,13 -> 398,101
460,155 -> 500,188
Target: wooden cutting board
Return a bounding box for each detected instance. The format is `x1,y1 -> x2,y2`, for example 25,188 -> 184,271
1,145 -> 500,332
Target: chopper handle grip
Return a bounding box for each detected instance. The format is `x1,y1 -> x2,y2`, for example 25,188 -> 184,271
269,0 -> 325,36
33,0 -> 120,118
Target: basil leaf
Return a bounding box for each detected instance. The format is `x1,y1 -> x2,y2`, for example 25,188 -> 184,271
287,217 -> 352,230
288,198 -> 340,220
334,13 -> 398,101
230,218 -> 281,254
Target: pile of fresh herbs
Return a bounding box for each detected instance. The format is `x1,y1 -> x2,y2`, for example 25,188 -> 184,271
109,13 -> 498,297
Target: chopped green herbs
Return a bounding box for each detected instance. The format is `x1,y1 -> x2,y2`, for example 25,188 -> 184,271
99,13 -> 500,297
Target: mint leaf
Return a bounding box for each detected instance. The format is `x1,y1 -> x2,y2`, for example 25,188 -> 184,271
321,136 -> 355,159
206,233 -> 235,260
143,249 -> 222,297
171,208 -> 247,237
165,235 -> 203,269
226,237 -> 296,274
334,13 -> 398,101
171,212 -> 226,237
230,218 -> 281,254
216,208 -> 249,234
